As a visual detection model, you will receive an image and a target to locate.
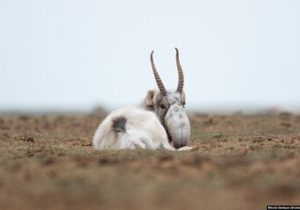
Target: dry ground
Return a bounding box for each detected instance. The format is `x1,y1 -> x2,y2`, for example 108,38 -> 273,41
0,111 -> 300,210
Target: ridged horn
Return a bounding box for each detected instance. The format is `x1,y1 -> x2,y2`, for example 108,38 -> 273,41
175,48 -> 184,93
150,50 -> 167,96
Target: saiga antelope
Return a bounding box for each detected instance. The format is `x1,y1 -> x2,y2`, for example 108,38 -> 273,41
93,48 -> 192,151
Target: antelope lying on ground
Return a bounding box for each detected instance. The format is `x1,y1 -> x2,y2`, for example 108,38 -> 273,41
93,48 -> 193,151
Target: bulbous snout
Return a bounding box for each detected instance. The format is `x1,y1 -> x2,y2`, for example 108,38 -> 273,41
164,105 -> 190,149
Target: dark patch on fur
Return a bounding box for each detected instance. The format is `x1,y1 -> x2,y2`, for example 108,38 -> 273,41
112,116 -> 127,133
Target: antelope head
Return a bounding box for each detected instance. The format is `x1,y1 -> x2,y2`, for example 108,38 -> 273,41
145,48 -> 191,149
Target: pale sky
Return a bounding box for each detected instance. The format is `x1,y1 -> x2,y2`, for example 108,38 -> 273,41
0,0 -> 299,112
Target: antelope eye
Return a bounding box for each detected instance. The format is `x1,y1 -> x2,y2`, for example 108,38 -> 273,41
160,104 -> 166,109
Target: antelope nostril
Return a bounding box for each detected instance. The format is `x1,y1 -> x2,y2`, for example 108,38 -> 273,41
173,141 -> 187,149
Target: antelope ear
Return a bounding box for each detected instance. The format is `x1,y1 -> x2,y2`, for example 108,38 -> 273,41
145,90 -> 155,107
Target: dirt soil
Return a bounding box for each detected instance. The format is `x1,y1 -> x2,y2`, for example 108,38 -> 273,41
0,112 -> 300,210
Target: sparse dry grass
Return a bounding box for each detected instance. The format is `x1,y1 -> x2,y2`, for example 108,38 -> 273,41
0,112 -> 300,210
